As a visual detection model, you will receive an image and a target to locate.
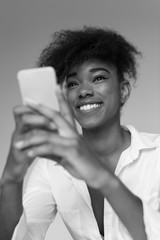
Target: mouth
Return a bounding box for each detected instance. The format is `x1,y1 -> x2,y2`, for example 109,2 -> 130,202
77,102 -> 103,113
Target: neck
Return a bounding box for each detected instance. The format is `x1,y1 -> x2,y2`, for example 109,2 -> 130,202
82,120 -> 130,160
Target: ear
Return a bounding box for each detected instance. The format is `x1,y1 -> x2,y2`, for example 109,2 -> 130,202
120,81 -> 131,107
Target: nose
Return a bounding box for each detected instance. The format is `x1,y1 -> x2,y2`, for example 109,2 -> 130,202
78,83 -> 94,98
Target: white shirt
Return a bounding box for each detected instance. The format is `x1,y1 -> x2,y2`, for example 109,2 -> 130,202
12,125 -> 160,240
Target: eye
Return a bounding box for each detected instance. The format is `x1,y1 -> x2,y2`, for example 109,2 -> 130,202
67,81 -> 78,89
93,75 -> 107,82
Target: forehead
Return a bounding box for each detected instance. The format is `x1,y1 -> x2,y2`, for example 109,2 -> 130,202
67,59 -> 117,75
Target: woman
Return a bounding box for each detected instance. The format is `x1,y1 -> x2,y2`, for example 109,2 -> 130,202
1,26 -> 160,240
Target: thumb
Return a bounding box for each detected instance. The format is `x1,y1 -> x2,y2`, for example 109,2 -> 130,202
56,86 -> 75,127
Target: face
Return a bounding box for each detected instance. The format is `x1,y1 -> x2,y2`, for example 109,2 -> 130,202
64,59 -> 123,130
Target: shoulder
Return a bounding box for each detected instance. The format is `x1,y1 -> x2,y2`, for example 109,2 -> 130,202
140,131 -> 160,146
31,158 -> 70,180
33,157 -> 58,169
25,157 -> 59,186
126,125 -> 160,148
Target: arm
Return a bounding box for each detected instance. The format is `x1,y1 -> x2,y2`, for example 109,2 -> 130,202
0,106 -> 35,239
96,170 -> 147,240
0,158 -> 57,240
0,176 -> 23,240
0,105 -> 57,240
12,158 -> 57,240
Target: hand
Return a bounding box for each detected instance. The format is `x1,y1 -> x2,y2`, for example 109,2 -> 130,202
13,89 -> 107,188
2,105 -> 58,184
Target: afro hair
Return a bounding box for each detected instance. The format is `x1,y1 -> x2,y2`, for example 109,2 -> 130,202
37,26 -> 142,85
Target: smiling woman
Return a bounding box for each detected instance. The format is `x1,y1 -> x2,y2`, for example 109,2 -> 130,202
65,59 -> 126,130
1,26 -> 160,240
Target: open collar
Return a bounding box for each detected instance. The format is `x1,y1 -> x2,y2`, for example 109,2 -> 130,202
52,125 -> 159,207
115,125 -> 159,175
126,125 -> 159,159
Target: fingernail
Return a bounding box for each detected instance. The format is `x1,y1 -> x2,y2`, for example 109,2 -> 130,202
14,141 -> 24,149
24,98 -> 40,107
28,150 -> 34,158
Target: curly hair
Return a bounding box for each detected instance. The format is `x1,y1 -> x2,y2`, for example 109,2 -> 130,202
37,26 -> 142,85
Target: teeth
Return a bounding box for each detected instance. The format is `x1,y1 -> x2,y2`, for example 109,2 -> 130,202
80,103 -> 101,111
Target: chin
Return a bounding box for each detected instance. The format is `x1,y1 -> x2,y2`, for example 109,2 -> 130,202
78,118 -> 102,130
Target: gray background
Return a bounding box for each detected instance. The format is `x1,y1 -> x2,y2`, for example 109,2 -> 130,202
0,0 -> 159,239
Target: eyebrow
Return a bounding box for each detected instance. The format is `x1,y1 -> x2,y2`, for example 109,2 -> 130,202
90,67 -> 110,74
66,67 -> 110,79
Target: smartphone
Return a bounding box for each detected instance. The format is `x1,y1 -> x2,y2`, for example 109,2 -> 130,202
17,66 -> 59,111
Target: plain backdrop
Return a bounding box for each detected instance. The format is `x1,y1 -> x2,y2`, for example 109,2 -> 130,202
0,0 -> 159,239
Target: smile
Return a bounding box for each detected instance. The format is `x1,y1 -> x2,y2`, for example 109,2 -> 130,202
79,103 -> 102,112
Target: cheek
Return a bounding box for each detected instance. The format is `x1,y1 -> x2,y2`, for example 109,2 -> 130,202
66,91 -> 77,110
101,85 -> 121,108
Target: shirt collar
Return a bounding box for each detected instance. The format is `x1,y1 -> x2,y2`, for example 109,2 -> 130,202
52,125 -> 159,175
114,125 -> 160,175
124,125 -> 159,160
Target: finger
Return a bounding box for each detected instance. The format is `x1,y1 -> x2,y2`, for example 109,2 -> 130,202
14,129 -> 70,150
13,105 -> 35,126
25,143 -> 63,161
26,102 -> 56,121
22,136 -> 73,160
26,102 -> 77,138
14,130 -> 56,150
56,86 -> 75,126
21,114 -> 57,131
15,111 -> 57,134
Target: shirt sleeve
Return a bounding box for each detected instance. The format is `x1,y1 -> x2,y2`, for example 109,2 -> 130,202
11,158 -> 57,240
